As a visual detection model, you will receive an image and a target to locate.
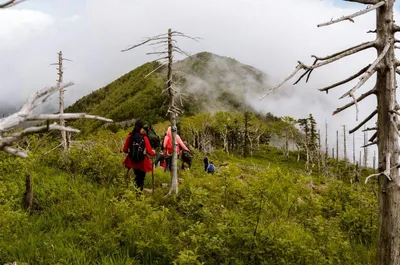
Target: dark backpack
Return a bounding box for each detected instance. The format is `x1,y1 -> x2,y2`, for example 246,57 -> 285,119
207,164 -> 215,174
129,133 -> 146,161
145,125 -> 160,149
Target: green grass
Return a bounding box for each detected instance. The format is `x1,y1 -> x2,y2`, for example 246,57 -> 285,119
0,129 -> 378,264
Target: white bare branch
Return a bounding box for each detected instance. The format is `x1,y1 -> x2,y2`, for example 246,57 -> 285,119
336,88 -> 376,116
365,153 -> 395,184
0,84 -> 112,157
340,42 -> 390,99
0,82 -> 74,132
260,63 -> 304,100
144,62 -> 167,78
261,42 -> 375,99
317,1 -> 385,27
4,146 -> 27,158
26,113 -> 113,123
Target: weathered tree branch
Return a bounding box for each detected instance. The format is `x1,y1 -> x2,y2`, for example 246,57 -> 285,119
0,84 -> 112,157
345,0 -> 379,4
26,113 -> 113,123
260,42 -> 376,98
369,131 -> 378,142
317,1 -> 385,27
363,127 -> 378,132
349,109 -> 378,134
0,124 -> 80,153
362,141 -> 378,148
320,64 -> 371,93
260,63 -> 304,100
0,0 -> 25,8
340,42 -> 390,99
333,87 -> 376,115
0,82 -> 74,132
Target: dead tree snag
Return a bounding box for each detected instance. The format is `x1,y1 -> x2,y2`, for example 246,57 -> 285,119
122,29 -> 200,196
260,1 -> 400,263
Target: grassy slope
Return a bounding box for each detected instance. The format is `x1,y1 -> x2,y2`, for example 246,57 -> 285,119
0,129 -> 377,265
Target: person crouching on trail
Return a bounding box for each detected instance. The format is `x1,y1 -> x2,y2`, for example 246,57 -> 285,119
122,120 -> 155,191
163,126 -> 189,172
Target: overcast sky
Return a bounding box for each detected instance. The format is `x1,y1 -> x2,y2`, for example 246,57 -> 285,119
2,0 -> 400,165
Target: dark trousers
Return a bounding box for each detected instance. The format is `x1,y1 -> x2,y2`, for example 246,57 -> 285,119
133,169 -> 146,191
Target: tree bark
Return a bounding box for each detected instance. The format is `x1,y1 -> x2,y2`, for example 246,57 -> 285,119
167,28 -> 178,196
57,51 -> 67,153
376,1 -> 400,263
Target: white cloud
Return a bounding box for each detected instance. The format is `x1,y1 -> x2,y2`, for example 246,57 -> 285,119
0,9 -> 54,49
1,0 -> 395,165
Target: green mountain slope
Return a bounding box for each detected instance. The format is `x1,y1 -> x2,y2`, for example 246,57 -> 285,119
66,52 -> 268,130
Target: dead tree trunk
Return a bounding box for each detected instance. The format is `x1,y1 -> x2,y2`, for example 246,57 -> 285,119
353,132 -> 356,164
343,125 -> 347,167
336,130 -> 339,162
259,2 -> 400,262
325,121 -> 328,160
376,1 -> 400,263
364,128 -> 369,167
57,51 -> 67,152
23,174 -> 33,210
51,51 -> 72,153
121,28 -> 200,196
166,29 -> 179,196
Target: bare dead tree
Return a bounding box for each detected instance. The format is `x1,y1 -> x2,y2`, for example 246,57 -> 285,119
260,1 -> 400,262
353,132 -> 356,164
325,121 -> 328,160
336,130 -> 339,162
50,51 -> 72,153
342,125 -> 347,167
364,127 -> 369,167
0,84 -> 112,158
332,147 -> 334,158
121,29 -> 200,196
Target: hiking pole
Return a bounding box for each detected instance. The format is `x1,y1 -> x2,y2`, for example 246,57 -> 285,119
152,155 -> 155,195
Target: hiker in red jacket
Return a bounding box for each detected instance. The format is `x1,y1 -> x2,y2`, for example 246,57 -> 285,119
122,120 -> 155,191
163,126 -> 189,171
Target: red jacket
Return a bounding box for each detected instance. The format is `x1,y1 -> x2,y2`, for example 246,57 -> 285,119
163,126 -> 189,155
122,132 -> 155,172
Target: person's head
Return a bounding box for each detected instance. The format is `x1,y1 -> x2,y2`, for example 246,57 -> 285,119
132,120 -> 144,134
210,161 -> 213,164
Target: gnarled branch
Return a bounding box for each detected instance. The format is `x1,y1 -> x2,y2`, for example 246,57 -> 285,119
26,113 -> 113,123
362,141 -> 378,148
333,87 -> 376,115
320,64 -> 371,93
340,42 -> 390,99
349,109 -> 378,134
317,1 -> 385,27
